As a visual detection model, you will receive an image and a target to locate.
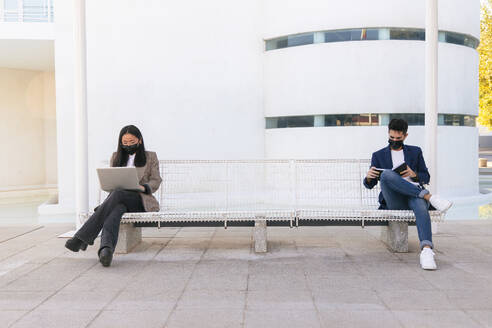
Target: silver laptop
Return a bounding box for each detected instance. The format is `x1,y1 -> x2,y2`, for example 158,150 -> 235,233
97,167 -> 141,192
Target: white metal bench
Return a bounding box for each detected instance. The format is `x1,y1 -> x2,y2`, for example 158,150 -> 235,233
94,160 -> 445,253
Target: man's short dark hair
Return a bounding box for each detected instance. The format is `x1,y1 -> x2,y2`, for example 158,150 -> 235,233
388,118 -> 408,134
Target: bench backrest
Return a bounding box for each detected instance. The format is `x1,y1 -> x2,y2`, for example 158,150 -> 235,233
98,159 -> 380,211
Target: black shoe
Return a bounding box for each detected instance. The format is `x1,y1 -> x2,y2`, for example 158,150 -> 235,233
99,247 -> 113,267
65,237 -> 88,252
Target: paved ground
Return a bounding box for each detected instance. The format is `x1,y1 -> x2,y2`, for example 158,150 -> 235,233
0,221 -> 491,328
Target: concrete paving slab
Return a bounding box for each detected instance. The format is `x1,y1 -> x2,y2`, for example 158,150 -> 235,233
303,260 -> 362,276
453,262 -> 492,277
0,291 -> 52,310
88,310 -> 169,328
201,247 -> 253,261
124,262 -> 193,292
0,226 -> 43,243
177,289 -> 246,310
37,289 -> 119,311
11,309 -> 98,328
393,310 -> 482,328
1,259 -> 96,291
465,310 -> 492,327
366,274 -> 437,292
354,261 -> 424,277
187,272 -> 248,291
106,288 -> 181,310
446,289 -> 492,310
0,310 -> 27,327
0,220 -> 490,327
165,309 -> 244,328
0,262 -> 40,288
306,274 -> 373,291
318,310 -> 402,328
312,288 -> 386,311
297,246 -> 349,260
377,290 -> 459,311
246,289 -> 315,310
244,309 -> 321,328
423,270 -> 492,291
248,262 -> 305,276
153,248 -> 205,263
248,273 -> 308,291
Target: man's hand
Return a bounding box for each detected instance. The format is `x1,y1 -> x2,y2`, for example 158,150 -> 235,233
366,167 -> 380,182
400,166 -> 417,178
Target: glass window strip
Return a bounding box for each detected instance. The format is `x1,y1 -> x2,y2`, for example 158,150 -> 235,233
265,28 -> 479,51
265,114 -> 477,129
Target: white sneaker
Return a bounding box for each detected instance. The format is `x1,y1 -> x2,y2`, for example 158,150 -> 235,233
420,248 -> 437,270
429,195 -> 453,212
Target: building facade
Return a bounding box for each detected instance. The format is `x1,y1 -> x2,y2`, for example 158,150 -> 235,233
0,0 -> 480,219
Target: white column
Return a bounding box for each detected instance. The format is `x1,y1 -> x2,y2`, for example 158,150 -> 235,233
0,0 -> 4,22
74,0 -> 89,229
18,0 -> 23,22
425,0 -> 438,194
47,0 -> 52,22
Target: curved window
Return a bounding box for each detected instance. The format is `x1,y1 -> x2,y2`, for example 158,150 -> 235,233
265,114 -> 476,129
2,0 -> 54,22
265,28 -> 479,51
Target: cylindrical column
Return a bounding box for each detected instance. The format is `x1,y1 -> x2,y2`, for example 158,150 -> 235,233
17,0 -> 23,22
0,0 -> 4,22
425,0 -> 438,194
47,0 -> 52,22
74,0 -> 89,229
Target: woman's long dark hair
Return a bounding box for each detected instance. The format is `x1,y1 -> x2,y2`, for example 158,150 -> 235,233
112,125 -> 147,167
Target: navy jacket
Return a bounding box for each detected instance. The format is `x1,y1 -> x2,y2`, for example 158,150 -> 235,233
363,145 -> 430,209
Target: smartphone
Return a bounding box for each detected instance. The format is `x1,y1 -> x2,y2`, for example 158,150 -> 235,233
373,168 -> 384,180
393,163 -> 408,174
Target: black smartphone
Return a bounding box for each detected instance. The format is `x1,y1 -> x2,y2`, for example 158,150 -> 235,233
373,168 -> 384,180
393,163 -> 408,174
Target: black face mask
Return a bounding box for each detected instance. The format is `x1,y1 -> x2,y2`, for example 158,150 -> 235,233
388,139 -> 404,150
122,144 -> 139,155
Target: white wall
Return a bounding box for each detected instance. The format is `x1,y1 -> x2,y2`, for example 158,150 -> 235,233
0,22 -> 54,40
265,126 -> 478,196
49,0 -> 480,215
263,0 -> 480,39
262,0 -> 479,197
80,0 -> 264,206
264,42 -> 478,117
43,71 -> 57,184
0,68 -> 56,189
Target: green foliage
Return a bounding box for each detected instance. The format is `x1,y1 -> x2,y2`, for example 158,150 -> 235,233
478,3 -> 492,128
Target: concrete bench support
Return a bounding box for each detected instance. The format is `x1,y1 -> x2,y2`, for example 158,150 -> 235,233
380,221 -> 408,253
254,220 -> 267,253
115,224 -> 142,254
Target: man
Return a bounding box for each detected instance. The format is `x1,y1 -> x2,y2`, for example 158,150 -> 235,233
364,118 -> 452,270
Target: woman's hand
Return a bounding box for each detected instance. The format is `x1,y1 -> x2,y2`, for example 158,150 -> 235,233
138,185 -> 146,192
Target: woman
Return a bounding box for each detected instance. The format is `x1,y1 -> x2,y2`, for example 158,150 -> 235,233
65,125 -> 162,267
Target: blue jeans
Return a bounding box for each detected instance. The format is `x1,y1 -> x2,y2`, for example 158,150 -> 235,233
379,170 -> 433,249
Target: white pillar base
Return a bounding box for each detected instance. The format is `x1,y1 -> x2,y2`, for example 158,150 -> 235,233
115,224 -> 142,254
380,221 -> 409,253
254,220 -> 267,253
431,221 -> 440,234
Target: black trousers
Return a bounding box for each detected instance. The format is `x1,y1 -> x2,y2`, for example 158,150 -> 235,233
75,189 -> 144,253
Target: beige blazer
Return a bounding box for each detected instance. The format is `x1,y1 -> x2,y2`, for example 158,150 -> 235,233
110,151 -> 162,212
